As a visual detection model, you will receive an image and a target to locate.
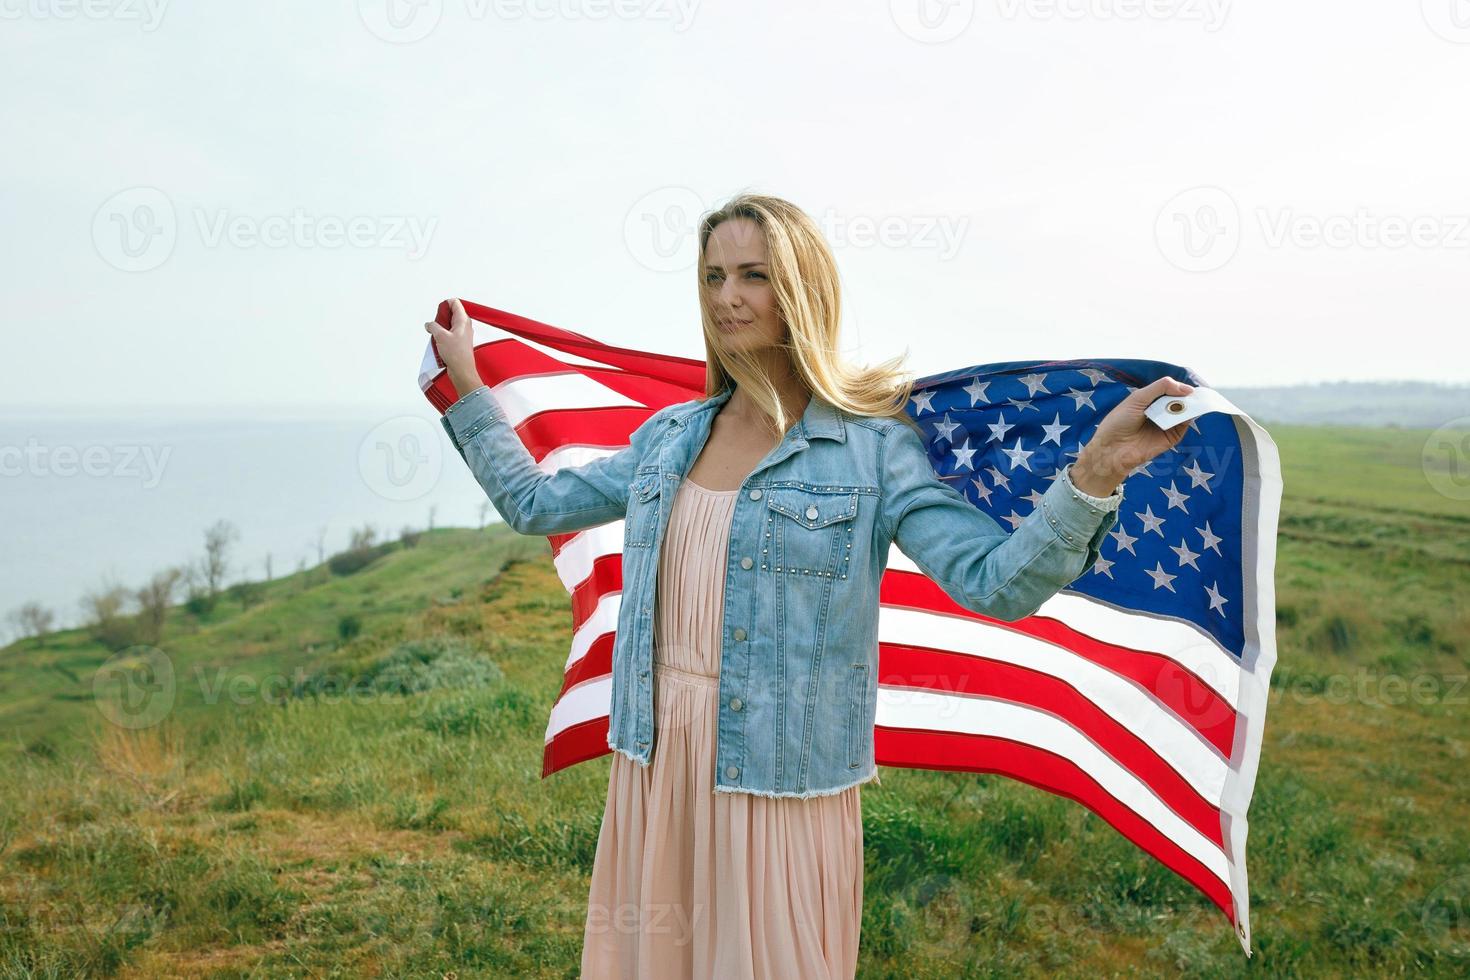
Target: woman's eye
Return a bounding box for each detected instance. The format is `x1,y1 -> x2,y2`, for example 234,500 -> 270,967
747,271 -> 766,280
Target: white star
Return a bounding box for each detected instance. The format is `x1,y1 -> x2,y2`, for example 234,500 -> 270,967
963,376 -> 991,406
1127,459 -> 1154,480
1204,581 -> 1229,615
1079,368 -> 1109,386
910,389 -> 936,415
1003,438 -> 1035,472
1091,555 -> 1115,578
1000,509 -> 1027,530
1040,413 -> 1068,446
984,465 -> 1010,491
1135,505 -> 1166,537
1109,522 -> 1138,555
1196,520 -> 1224,556
1170,538 -> 1201,570
986,414 -> 1015,444
970,476 -> 993,504
1006,396 -> 1039,414
1160,481 -> 1191,513
932,412 -> 961,443
951,437 -> 977,471
1022,487 -> 1045,507
1182,458 -> 1215,491
1018,372 -> 1052,397
1145,561 -> 1178,592
1063,387 -> 1097,411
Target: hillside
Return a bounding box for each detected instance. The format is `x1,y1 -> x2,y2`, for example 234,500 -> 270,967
2,422 -> 1468,977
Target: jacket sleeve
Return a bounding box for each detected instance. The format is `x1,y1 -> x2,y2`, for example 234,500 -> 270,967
877,418 -> 1122,622
440,384 -> 667,536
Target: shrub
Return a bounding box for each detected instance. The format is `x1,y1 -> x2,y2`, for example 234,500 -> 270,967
328,541 -> 394,576
337,614 -> 363,642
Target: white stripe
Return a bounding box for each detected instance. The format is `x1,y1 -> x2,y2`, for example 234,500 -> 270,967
540,443 -> 620,474
878,606 -> 1228,806
886,544 -> 1241,707
563,592 -> 622,673
490,373 -> 642,429
551,523 -> 626,592
471,319 -> 629,372
544,676 -> 613,744
876,688 -> 1230,889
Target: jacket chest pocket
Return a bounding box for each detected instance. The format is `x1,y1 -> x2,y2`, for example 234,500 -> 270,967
762,487 -> 858,579
624,472 -> 662,549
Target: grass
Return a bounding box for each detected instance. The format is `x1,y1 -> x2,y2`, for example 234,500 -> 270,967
1,422 -> 1468,977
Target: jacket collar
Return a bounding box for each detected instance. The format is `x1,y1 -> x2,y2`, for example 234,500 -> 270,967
667,382 -> 847,444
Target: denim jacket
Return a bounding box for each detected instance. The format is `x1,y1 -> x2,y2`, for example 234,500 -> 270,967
441,381 -> 1122,799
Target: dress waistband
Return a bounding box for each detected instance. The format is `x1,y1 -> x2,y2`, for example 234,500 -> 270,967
653,661 -> 720,687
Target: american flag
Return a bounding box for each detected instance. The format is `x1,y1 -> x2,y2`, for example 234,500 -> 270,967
420,299 -> 1281,956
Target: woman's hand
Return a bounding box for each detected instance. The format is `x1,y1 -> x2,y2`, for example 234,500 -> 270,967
1070,377 -> 1197,496
423,298 -> 481,393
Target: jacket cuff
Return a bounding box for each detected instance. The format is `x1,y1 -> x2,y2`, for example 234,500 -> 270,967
442,384 -> 500,445
1039,464 -> 1122,551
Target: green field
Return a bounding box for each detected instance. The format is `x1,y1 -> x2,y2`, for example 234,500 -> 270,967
3,422 -> 1468,978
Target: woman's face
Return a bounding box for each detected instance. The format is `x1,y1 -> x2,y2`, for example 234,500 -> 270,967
702,217 -> 785,358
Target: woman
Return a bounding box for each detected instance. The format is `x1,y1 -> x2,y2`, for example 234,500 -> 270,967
425,193 -> 1194,978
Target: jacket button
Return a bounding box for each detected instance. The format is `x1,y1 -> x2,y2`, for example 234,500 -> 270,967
805,505 -> 819,519
733,627 -> 746,641
725,765 -> 740,780
740,556 -> 753,569
748,488 -> 762,500
729,697 -> 743,711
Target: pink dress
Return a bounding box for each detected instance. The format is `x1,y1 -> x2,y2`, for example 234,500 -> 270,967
580,477 -> 864,979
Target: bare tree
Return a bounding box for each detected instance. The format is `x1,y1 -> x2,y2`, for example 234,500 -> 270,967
134,567 -> 183,645
315,525 -> 327,564
7,602 -> 56,647
478,501 -> 491,530
349,524 -> 378,550
264,552 -> 273,581
201,519 -> 238,601
427,504 -> 438,531
80,580 -> 136,651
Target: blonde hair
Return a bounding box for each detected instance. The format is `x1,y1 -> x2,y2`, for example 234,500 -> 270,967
696,191 -> 918,436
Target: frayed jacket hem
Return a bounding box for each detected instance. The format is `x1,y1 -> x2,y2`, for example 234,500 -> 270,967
709,765 -> 882,800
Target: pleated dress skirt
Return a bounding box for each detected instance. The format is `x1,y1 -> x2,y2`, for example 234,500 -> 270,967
580,477 -> 864,980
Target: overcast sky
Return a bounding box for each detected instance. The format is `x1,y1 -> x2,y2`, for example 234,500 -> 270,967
3,0 -> 1468,413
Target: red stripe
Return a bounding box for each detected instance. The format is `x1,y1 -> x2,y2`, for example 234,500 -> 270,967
466,338 -> 701,411
569,555 -> 622,631
881,571 -> 1238,756
878,644 -> 1223,848
558,635 -> 614,700
541,716 -> 613,778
